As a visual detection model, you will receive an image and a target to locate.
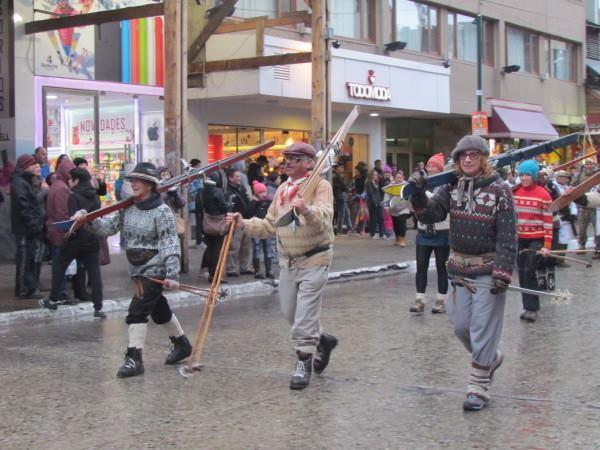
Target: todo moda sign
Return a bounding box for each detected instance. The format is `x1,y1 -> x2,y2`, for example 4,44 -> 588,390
346,69 -> 391,102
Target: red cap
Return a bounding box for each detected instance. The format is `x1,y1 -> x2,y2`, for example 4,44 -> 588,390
17,154 -> 37,170
426,153 -> 445,172
252,180 -> 267,195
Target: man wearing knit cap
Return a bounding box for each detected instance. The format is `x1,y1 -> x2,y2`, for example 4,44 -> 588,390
11,155 -> 44,299
71,162 -> 193,378
227,142 -> 338,390
513,159 -> 552,323
573,158 -> 599,255
408,134 -> 517,411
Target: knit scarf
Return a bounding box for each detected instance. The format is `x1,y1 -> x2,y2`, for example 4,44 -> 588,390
456,176 -> 477,214
279,174 -> 309,206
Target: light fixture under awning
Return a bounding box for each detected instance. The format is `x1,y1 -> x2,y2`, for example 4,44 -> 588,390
487,104 -> 558,141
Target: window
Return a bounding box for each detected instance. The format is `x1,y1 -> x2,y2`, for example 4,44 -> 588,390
543,38 -> 577,81
447,13 -> 493,65
506,26 -> 539,74
330,0 -> 375,41
390,0 -> 439,54
234,0 -> 301,19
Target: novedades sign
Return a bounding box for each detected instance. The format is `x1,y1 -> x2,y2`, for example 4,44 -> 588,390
346,82 -> 391,102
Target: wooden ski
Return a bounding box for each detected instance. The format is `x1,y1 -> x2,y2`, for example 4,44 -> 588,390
551,171 -> 600,212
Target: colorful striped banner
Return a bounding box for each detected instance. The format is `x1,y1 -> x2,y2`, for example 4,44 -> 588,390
120,17 -> 164,87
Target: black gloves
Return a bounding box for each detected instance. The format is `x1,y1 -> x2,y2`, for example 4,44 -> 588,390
490,278 -> 509,295
408,171 -> 427,191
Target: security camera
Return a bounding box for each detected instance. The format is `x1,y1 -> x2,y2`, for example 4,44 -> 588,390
331,40 -> 342,49
442,60 -> 450,69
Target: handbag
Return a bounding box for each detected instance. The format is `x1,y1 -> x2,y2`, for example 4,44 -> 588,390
202,213 -> 227,236
175,216 -> 186,236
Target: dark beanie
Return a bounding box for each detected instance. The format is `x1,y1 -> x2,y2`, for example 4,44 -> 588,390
69,167 -> 91,183
17,154 -> 37,170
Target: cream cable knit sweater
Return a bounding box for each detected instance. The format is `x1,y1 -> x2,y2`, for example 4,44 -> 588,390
243,178 -> 334,269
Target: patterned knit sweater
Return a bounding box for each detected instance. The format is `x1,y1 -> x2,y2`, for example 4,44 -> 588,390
411,173 -> 517,283
89,193 -> 181,279
513,184 -> 553,248
243,178 -> 334,269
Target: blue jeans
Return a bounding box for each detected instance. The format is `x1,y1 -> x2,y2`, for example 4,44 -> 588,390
50,246 -> 68,300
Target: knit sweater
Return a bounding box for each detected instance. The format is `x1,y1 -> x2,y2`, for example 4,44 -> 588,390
411,172 -> 517,283
243,178 -> 334,269
89,193 -> 181,279
513,184 -> 553,248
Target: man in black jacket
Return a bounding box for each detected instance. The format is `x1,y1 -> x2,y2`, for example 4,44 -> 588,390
225,168 -> 253,276
40,168 -> 105,317
11,155 -> 44,299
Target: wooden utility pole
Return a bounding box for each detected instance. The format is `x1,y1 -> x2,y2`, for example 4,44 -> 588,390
310,0 -> 327,151
164,0 -> 189,272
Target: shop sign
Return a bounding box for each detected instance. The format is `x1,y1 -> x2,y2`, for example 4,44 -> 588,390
346,70 -> 391,102
471,111 -> 488,136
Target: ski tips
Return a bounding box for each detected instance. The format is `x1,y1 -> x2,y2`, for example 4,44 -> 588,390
382,183 -> 405,197
178,363 -> 203,378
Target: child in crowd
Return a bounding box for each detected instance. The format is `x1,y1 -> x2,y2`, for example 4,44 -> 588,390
249,180 -> 276,279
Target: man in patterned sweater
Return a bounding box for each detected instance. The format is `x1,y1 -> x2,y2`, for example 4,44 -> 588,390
513,159 -> 552,323
227,143 -> 338,390
72,163 -> 192,378
409,135 -> 517,411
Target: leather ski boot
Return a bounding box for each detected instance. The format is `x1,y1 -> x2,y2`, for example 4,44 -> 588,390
290,352 -> 312,390
165,335 -> 192,365
253,258 -> 264,279
117,347 -> 144,378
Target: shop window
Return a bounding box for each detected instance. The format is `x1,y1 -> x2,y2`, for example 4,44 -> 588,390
543,38 -> 577,82
390,0 -> 439,55
506,26 -> 539,74
447,13 -> 494,66
330,0 -> 376,41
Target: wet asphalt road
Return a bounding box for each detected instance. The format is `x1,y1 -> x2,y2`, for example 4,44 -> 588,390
2,264 -> 600,450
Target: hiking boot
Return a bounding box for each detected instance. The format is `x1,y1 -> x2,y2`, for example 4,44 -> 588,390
314,332 -> 338,374
394,236 -> 402,246
520,310 -> 538,322
399,236 -> 406,247
93,310 -> 107,319
117,347 -> 144,378
463,394 -> 488,411
39,298 -> 58,311
490,350 -> 503,382
431,298 -> 446,314
290,352 -> 312,390
410,298 -> 425,313
165,335 -> 192,365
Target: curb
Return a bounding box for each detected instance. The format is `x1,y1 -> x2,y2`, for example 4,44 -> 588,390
0,262 -> 410,326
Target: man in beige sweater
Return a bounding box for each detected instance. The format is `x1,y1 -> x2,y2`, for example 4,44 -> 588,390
227,143 -> 338,390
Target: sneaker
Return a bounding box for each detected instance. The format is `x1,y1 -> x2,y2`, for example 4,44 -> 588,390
520,310 -> 538,322
165,335 -> 193,365
290,353 -> 312,390
410,298 -> 425,313
431,299 -> 446,314
371,235 -> 380,240
117,347 -> 144,378
314,332 -> 338,374
463,394 -> 488,411
39,298 -> 58,311
490,351 -> 503,382
93,310 -> 107,319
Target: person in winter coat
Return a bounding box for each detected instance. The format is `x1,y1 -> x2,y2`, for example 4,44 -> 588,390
40,168 -> 105,317
157,166 -> 186,214
366,169 -> 384,239
200,171 -> 229,282
332,164 -> 353,235
11,155 -> 44,299
383,170 -> 411,247
410,153 -> 450,314
225,167 -> 253,276
249,180 -> 276,279
46,158 -> 76,303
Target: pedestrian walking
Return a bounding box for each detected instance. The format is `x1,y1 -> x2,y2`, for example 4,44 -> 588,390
227,142 -> 338,390
40,167 -> 105,317
249,180 -> 276,279
572,159 -> 599,253
71,162 -> 192,378
409,135 -> 517,411
225,167 -> 253,277
366,170 -> 384,239
11,155 -> 44,300
513,160 -> 553,323
410,153 -> 450,314
332,164 -> 353,234
553,170 -> 577,253
201,171 -> 229,283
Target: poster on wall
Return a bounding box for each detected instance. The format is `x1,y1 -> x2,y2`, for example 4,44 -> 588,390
32,0 -> 161,80
69,103 -> 134,147
141,111 -> 163,166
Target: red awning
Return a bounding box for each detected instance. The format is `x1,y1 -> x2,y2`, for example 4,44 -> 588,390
487,102 -> 558,141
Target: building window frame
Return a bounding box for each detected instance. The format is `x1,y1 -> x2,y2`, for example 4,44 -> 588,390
447,11 -> 494,66
232,0 -> 302,19
389,0 -> 440,55
506,25 -> 540,75
330,0 -> 376,42
542,37 -> 578,82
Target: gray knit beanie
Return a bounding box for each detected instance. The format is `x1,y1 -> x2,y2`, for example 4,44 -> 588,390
451,135 -> 489,161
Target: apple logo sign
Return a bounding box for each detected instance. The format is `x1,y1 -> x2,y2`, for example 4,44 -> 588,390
147,122 -> 159,141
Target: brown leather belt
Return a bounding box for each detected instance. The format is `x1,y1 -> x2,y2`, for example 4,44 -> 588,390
450,251 -> 495,267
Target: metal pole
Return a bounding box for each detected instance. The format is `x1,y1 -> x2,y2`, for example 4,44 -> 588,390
476,13 -> 483,111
